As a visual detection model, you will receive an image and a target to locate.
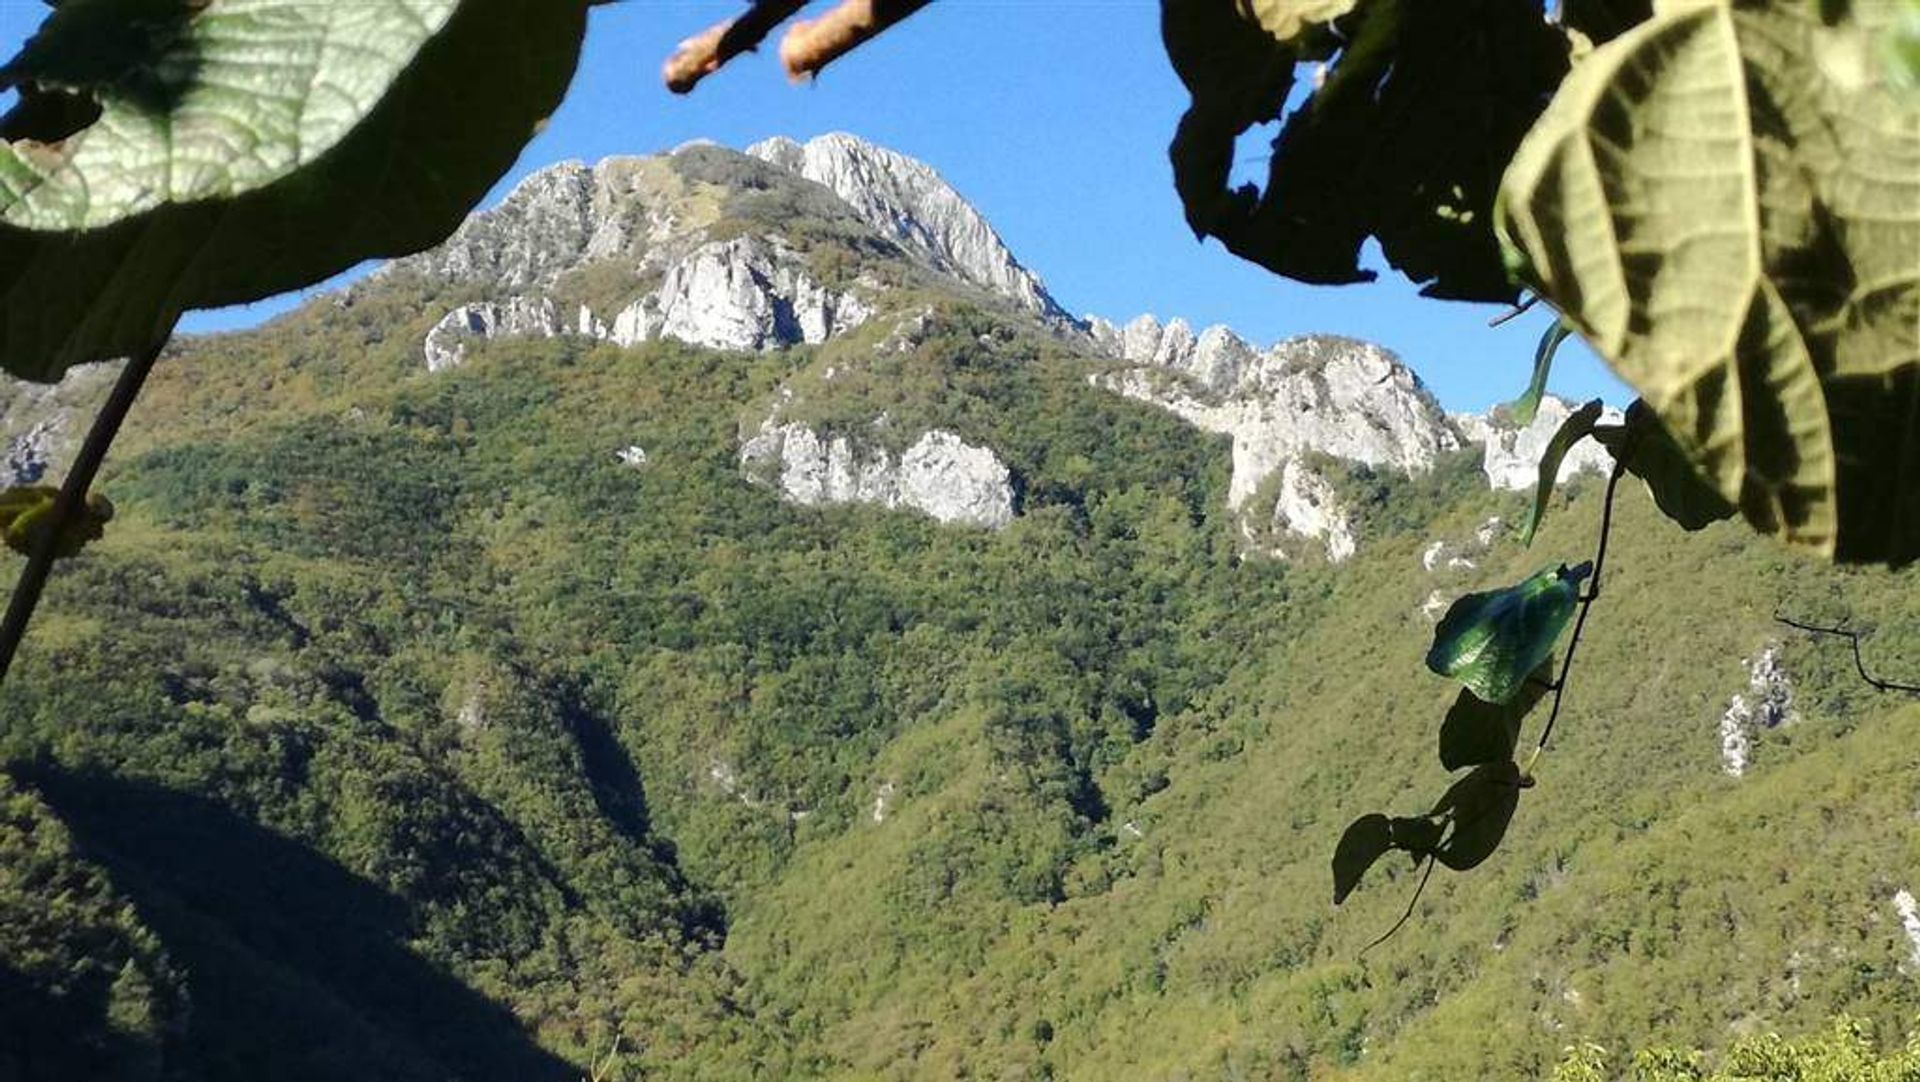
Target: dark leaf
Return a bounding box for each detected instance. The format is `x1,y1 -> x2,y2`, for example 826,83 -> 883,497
1333,812 -> 1394,904
1438,657 -> 1552,771
1522,398 -> 1604,545
1429,761 -> 1523,872
1508,321 -> 1571,427
1593,400 -> 1736,531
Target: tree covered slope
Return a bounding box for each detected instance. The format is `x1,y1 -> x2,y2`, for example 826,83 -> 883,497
1,136 -> 1917,1081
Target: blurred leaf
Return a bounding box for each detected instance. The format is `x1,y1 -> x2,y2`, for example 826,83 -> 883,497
0,484 -> 112,557
1438,657 -> 1552,771
1165,0 -> 1568,301
1429,760 -> 1523,872
0,0 -> 592,380
1594,400 -> 1736,531
1427,564 -> 1588,704
1497,0 -> 1920,563
1333,812 -> 1393,904
1560,0 -> 1653,43
1508,321 -> 1571,427
1521,397 -> 1603,545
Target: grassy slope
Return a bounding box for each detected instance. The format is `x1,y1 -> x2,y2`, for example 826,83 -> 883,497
1,280 -> 1917,1080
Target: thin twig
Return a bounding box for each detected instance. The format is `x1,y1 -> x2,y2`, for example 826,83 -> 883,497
663,0 -> 811,94
1487,295 -> 1539,328
1360,857 -> 1435,957
1525,457 -> 1628,770
0,336 -> 166,686
780,0 -> 932,81
1775,612 -> 1920,695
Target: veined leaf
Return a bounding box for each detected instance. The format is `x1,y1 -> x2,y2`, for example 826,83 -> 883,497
1438,657 -> 1553,771
0,0 -> 593,380
1594,400 -> 1737,531
1497,0 -> 1920,563
1508,321 -> 1572,427
1427,564 -> 1588,704
1521,398 -> 1603,546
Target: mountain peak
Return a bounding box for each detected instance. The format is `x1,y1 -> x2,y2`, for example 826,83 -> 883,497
745,132 -> 1067,321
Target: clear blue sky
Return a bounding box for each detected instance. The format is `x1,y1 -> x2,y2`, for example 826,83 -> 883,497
0,1 -> 1627,412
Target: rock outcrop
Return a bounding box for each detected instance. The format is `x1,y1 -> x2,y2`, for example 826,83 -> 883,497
740,416 -> 1014,530
1718,644 -> 1797,778
424,297 -> 567,372
748,133 -> 1066,320
1090,321 -> 1458,510
1453,396 -> 1621,492
0,361 -> 120,485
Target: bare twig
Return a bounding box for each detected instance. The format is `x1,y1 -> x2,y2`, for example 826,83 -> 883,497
0,335 -> 167,686
663,0 -> 810,94
780,0 -> 933,81
1487,295 -> 1540,328
1775,612 -> 1920,695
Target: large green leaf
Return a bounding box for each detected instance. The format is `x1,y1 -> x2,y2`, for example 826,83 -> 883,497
1426,563 -> 1588,704
1594,399 -> 1737,531
1163,0 -> 1569,301
0,0 -> 592,380
1497,0 -> 1920,563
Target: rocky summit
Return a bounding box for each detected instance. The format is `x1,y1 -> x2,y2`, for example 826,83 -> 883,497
339,132 -> 1610,562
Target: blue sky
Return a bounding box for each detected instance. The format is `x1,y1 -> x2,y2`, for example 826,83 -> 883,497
0,0 -> 1628,412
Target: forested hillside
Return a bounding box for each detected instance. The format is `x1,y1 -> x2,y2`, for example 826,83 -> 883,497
2,136 -> 1917,1081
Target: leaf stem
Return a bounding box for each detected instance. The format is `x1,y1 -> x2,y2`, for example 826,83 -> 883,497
1360,857 -> 1436,956
0,336 -> 167,688
1487,295 -> 1540,328
1526,457 -> 1628,769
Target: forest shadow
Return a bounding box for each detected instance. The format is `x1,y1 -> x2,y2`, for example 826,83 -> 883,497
0,960 -> 160,1082
22,766 -> 578,1082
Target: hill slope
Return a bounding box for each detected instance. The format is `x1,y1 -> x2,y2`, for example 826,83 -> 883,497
1,135 -> 1918,1081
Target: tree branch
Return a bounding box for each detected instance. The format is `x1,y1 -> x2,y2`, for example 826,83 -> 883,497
1774,612 -> 1920,695
663,0 -> 811,94
780,0 -> 933,81
0,336 -> 167,687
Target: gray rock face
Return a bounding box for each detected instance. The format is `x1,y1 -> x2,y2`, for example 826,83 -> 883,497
1718,643 -> 1797,778
1453,396 -> 1622,492
1269,460 -> 1357,562
424,296 -> 566,372
0,361 -> 121,485
1090,320 -> 1459,509
605,236 -> 871,353
740,417 -> 1014,530
748,133 -> 1066,320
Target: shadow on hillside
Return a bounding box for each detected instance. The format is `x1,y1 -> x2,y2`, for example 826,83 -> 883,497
0,961 -> 161,1082
23,767 -> 577,1082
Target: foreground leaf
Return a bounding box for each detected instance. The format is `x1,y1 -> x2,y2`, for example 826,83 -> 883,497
1438,658 -> 1553,771
1164,0 -> 1568,300
0,485 -> 113,557
1594,400 -> 1736,531
1332,813 -> 1393,904
1497,0 -> 1920,563
0,0 -> 593,380
1427,564 -> 1588,704
1507,321 -> 1573,428
1521,397 -> 1604,545
1428,761 -> 1523,871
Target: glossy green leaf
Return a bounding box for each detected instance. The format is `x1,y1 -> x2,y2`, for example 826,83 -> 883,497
1438,658 -> 1553,771
1508,321 -> 1572,427
0,484 -> 113,557
1427,563 -> 1589,704
1497,0 -> 1920,563
1521,398 -> 1603,546
1428,761 -> 1523,872
1332,812 -> 1392,904
0,0 -> 592,380
1594,400 -> 1737,531
1165,0 -> 1568,301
